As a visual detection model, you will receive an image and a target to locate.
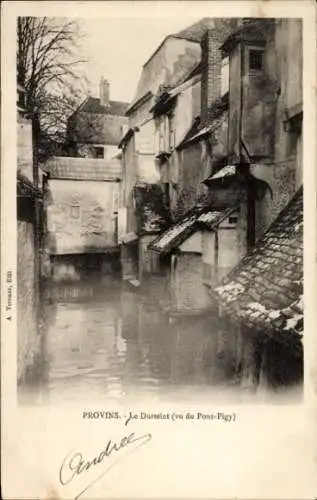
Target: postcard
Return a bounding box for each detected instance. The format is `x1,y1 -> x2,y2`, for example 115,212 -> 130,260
1,1 -> 317,499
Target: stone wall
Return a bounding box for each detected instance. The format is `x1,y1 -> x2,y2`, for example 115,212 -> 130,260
138,234 -> 161,278
217,226 -> 241,281
176,142 -> 210,218
171,253 -> 211,313
121,243 -> 139,280
46,179 -> 120,254
130,36 -> 201,119
51,253 -> 120,282
251,157 -> 298,233
17,220 -> 40,382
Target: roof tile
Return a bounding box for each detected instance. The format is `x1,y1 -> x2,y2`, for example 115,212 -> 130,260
149,204 -> 238,254
215,187 -> 303,343
79,97 -> 128,116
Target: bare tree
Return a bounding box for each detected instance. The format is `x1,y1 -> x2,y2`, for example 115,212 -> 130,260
17,17 -> 88,160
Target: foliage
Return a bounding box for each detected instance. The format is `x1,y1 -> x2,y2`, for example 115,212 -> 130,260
17,16 -> 88,161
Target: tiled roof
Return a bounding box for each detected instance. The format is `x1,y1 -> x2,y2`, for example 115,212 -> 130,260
150,73 -> 201,114
173,18 -> 215,42
17,171 -> 42,198
215,187 -> 303,340
177,94 -> 229,150
44,156 -> 122,181
175,117 -> 201,150
173,18 -> 239,43
79,96 -> 128,116
149,205 -> 238,254
180,113 -> 228,149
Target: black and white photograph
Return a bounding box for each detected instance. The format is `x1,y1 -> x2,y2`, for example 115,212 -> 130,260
2,1 -> 316,499
16,14 -> 304,404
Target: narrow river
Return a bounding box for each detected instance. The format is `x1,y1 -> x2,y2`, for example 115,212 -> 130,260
19,276 -> 301,405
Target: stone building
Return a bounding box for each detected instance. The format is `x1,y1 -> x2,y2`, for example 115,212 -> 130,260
149,204 -> 240,314
44,155 -> 122,281
67,78 -> 128,160
118,20 -> 215,281
146,19 -> 243,311
147,18 -> 302,322
215,188 -> 303,389
219,18 -> 302,230
17,84 -> 43,383
213,18 -> 303,391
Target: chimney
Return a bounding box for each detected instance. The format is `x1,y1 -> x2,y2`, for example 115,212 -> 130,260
99,77 -> 110,107
200,19 -> 241,126
200,29 -> 222,126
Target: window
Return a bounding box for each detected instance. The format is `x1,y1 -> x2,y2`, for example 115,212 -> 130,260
228,215 -> 238,224
249,50 -> 263,71
168,113 -> 174,150
70,205 -> 80,219
162,182 -> 170,209
159,116 -> 168,152
92,146 -> 104,159
221,57 -> 229,97
228,207 -> 240,225
286,114 -> 302,159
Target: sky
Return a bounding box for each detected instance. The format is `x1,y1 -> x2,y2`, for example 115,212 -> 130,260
78,17 -> 200,104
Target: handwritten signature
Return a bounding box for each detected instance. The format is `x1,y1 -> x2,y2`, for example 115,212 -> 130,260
59,431 -> 152,499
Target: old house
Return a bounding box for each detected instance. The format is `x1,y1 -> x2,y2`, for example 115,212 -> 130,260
67,77 -> 128,160
150,63 -> 202,219
118,20 -> 215,282
219,18 -> 302,232
44,155 -> 122,282
146,17 -> 303,326
147,19 -> 246,312
212,18 -> 303,391
17,84 -> 44,383
215,188 -> 303,389
118,124 -> 168,281
150,204 -> 242,314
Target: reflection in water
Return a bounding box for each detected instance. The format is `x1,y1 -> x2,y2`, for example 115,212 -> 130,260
19,277 -> 302,405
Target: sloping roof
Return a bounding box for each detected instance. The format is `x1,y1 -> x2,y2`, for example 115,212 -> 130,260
126,91 -> 153,115
149,205 -> 238,254
177,93 -> 229,150
78,96 -> 128,116
128,36 -> 200,114
150,73 -> 201,114
175,117 -> 201,149
173,18 -> 216,42
220,20 -> 270,53
44,156 -> 122,181
118,126 -> 139,149
180,112 -> 228,149
215,188 -> 303,340
17,171 -> 42,198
